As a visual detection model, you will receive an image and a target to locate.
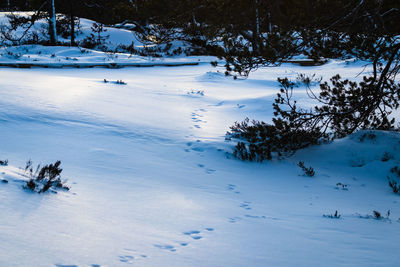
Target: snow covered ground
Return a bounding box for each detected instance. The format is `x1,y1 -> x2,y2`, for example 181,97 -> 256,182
0,58 -> 399,267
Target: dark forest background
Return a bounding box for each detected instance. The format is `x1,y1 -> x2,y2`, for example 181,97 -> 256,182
2,1 -> 400,39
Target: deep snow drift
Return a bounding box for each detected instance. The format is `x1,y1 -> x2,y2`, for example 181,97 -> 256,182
0,58 -> 399,267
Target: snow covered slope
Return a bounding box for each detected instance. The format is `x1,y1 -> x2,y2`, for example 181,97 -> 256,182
0,59 -> 399,267
0,12 -> 148,48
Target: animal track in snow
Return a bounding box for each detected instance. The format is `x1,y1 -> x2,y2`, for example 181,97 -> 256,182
335,182 -> 349,191
187,90 -> 204,97
197,163 -> 216,174
153,244 -> 176,252
186,140 -> 206,152
191,109 -> 208,129
118,249 -> 148,264
174,230 -> 206,248
191,112 -> 204,118
240,201 -> 252,210
181,228 -> 214,243
183,230 -> 203,240
119,255 -> 134,264
228,216 -> 242,223
228,184 -> 240,194
226,186 -> 268,222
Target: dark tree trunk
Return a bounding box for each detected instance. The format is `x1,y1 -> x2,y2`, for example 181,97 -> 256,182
70,1 -> 75,45
253,0 -> 260,53
48,0 -> 57,45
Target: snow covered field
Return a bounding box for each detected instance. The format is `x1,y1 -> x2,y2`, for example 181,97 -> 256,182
0,59 -> 399,267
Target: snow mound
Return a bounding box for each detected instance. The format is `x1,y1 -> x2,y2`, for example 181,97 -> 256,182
294,130 -> 400,179
349,130 -> 400,162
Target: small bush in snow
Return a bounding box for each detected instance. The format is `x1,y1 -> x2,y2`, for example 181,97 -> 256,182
295,73 -> 322,88
116,80 -> 127,85
79,48 -> 89,54
187,90 -> 204,96
116,42 -> 136,55
381,152 -> 393,162
373,210 -> 391,220
373,210 -> 382,219
56,14 -> 81,41
297,161 -> 315,177
81,22 -> 109,51
227,78 -> 326,161
390,166 -> 400,177
229,73 -> 399,161
388,177 -> 400,194
358,210 -> 391,221
228,118 -> 321,161
6,51 -> 22,59
103,79 -> 127,85
24,159 -> 34,176
336,182 -> 348,191
23,160 -> 69,193
25,179 -> 36,191
323,210 -> 341,219
0,159 -> 8,166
